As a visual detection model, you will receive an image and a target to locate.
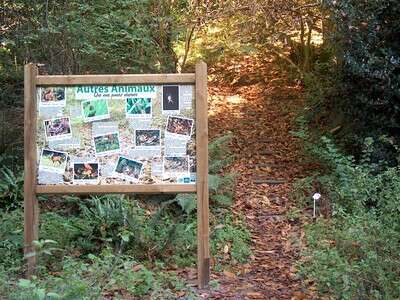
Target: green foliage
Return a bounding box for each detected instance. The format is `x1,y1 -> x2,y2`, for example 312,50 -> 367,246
208,134 -> 235,174
2,0 -> 180,76
210,174 -> 235,207
0,0 -> 188,107
296,5 -> 400,296
306,137 -> 400,218
0,133 -> 249,298
15,278 -> 59,300
0,209 -> 24,275
79,195 -> 196,263
290,176 -> 315,208
0,165 -> 24,210
305,0 -> 400,164
40,212 -> 94,253
211,215 -> 251,269
296,136 -> 400,299
0,49 -> 23,106
4,250 -> 199,299
301,215 -> 400,300
169,134 -> 236,215
208,134 -> 235,208
175,193 -> 197,214
0,154 -> 23,210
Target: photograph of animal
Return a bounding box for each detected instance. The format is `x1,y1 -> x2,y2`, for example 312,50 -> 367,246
114,157 -> 143,180
44,117 -> 71,137
135,129 -> 160,147
164,156 -> 189,174
162,86 -> 179,111
41,87 -> 65,103
73,163 -> 99,180
94,133 -> 120,154
82,99 -> 109,121
39,149 -> 68,173
166,116 -> 193,136
51,154 -> 65,165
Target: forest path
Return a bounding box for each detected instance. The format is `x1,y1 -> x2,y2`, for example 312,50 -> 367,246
205,55 -> 314,299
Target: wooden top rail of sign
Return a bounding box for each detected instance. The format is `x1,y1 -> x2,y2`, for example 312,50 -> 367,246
36,73 -> 195,85
24,62 -> 210,289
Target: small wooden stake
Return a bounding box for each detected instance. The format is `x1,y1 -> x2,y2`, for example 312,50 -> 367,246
195,61 -> 210,288
24,63 -> 39,276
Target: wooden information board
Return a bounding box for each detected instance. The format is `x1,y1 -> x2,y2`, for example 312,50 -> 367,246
24,62 -> 210,287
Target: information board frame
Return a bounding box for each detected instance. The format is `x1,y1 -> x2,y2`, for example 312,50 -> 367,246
24,62 -> 210,288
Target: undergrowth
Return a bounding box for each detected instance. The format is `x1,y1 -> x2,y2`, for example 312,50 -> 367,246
293,95 -> 400,299
0,135 -> 251,299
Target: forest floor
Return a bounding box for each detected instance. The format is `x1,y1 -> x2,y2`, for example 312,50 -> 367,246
198,54 -> 317,299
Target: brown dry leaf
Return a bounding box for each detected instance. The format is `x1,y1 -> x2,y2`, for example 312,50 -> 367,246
291,291 -> 307,300
132,264 -> 143,272
176,291 -> 186,297
223,270 -> 236,279
246,291 -> 265,299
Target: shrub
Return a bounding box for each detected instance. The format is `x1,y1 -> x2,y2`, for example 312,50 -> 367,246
316,0 -> 400,163
4,250 -> 199,299
0,209 -> 24,275
0,166 -> 24,210
301,214 -> 400,299
296,136 -> 400,299
0,134 -> 250,298
211,214 -> 251,268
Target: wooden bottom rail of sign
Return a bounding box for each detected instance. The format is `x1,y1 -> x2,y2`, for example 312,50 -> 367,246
36,184 -> 196,194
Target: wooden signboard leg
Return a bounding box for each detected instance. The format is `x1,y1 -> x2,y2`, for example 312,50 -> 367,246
195,61 -> 210,288
24,63 -> 39,276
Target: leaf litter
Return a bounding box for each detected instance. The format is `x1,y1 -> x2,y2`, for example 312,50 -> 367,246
192,54 -> 317,299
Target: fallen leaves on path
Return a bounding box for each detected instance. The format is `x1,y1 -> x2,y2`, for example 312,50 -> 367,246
204,54 -> 317,299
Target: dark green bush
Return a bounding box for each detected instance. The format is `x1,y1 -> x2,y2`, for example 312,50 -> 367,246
0,155 -> 24,210
320,0 -> 400,162
0,49 -> 24,106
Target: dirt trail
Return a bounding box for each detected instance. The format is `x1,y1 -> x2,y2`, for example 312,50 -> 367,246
206,55 -> 313,299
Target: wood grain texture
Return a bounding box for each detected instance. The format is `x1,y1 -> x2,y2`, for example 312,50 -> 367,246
36,73 -> 195,85
36,184 -> 196,194
24,63 -> 39,276
195,61 -> 210,288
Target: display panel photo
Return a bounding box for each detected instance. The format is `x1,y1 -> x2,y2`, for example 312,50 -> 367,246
35,84 -> 196,185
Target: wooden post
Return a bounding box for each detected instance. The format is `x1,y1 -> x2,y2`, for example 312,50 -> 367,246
24,63 -> 39,276
195,61 -> 210,288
